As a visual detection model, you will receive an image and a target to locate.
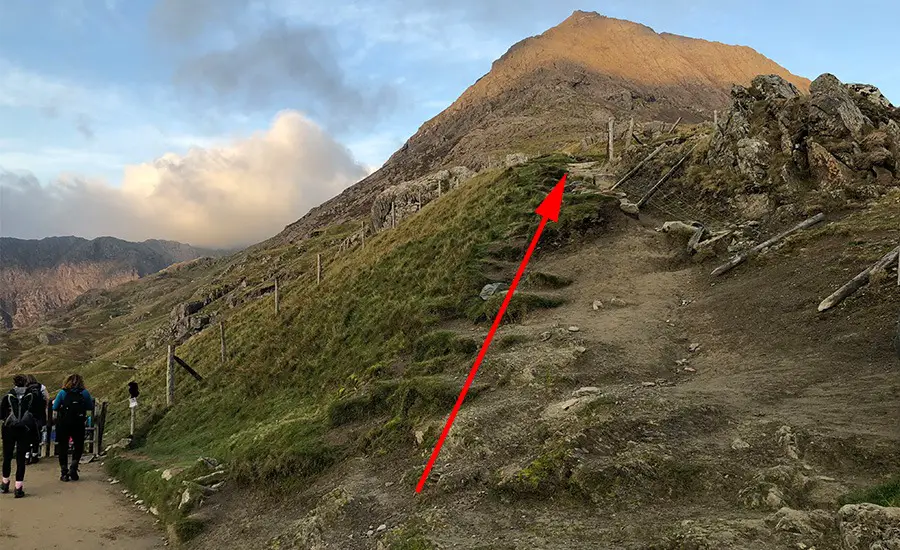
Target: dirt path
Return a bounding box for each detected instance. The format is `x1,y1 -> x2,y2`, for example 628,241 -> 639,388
0,460 -> 165,549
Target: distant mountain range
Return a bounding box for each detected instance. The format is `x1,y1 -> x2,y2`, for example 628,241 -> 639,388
0,236 -> 227,329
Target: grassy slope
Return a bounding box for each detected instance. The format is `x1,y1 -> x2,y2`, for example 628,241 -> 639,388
1,155 -> 612,485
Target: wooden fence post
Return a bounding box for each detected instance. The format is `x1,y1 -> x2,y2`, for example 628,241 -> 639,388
361,221 -> 366,249
316,254 -> 322,285
96,401 -> 107,453
391,202 -> 396,229
130,406 -> 135,436
438,180 -> 442,197
713,110 -> 719,130
219,321 -> 226,364
627,117 -> 635,149
166,344 -> 175,407
607,118 -> 615,160
274,277 -> 280,314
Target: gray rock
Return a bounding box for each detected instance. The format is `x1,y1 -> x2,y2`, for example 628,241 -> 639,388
768,507 -> 837,537
807,140 -> 855,199
37,330 -> 64,346
480,283 -> 509,301
751,74 -> 801,101
809,73 -> 869,139
619,199 -> 640,215
197,456 -> 219,469
541,394 -> 600,420
736,138 -> 771,183
848,84 -> 895,109
572,387 -> 601,397
193,470 -> 226,486
838,503 -> 900,550
505,153 -> 529,167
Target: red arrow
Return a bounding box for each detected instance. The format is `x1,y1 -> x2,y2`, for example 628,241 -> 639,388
416,174 -> 567,493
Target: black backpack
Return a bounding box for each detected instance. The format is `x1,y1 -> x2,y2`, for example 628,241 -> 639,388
4,392 -> 35,432
60,389 -> 88,426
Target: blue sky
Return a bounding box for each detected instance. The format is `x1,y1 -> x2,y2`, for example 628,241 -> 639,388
0,0 -> 897,246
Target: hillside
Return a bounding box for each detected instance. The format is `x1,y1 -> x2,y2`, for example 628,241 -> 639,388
1,13 -> 899,550
0,236 -> 223,329
275,10 -> 809,244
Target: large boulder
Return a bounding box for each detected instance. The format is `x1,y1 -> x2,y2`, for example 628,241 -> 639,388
736,137 -> 771,182
808,74 -> 869,139
751,74 -> 801,101
848,84 -> 895,110
172,301 -> 204,321
838,503 -> 900,550
807,140 -> 855,199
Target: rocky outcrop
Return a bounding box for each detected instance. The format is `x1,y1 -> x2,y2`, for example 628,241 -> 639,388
838,504 -> 900,550
371,167 -> 474,232
0,236 -> 221,329
704,73 -> 899,214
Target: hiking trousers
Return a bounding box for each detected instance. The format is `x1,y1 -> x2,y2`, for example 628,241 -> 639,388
56,422 -> 85,473
1,427 -> 29,482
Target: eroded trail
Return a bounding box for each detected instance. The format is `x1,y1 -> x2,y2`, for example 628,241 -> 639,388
0,460 -> 164,549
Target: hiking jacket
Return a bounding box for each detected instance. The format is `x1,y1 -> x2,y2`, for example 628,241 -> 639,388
52,388 -> 96,413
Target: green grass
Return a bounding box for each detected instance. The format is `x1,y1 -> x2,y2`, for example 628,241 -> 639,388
2,154 -> 615,487
841,476 -> 900,507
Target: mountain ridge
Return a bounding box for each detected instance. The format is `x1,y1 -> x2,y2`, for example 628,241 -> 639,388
273,10 -> 810,245
0,235 -> 226,328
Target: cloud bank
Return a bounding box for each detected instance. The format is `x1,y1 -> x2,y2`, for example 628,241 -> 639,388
0,111 -> 367,248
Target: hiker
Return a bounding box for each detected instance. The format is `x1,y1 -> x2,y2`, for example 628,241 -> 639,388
2,375 -> 41,498
24,375 -> 48,463
52,374 -> 95,482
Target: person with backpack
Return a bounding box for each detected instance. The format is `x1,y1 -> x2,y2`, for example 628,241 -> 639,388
2,374 -> 41,498
52,374 -> 95,482
24,375 -> 48,464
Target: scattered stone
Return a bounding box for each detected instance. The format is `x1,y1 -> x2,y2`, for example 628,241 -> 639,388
110,479 -> 120,485
540,331 -> 552,342
731,438 -> 751,451
193,470 -> 225,485
209,482 -> 226,492
572,387 -> 601,397
683,367 -> 696,373
688,343 -> 701,352
608,298 -> 628,308
641,382 -> 657,388
567,326 -> 580,333
776,425 -> 801,460
385,482 -> 395,488
574,346 -> 587,354
619,199 -> 640,215
376,524 -> 387,533
675,358 -> 690,366
414,430 -> 426,446
838,503 -> 900,550
135,500 -> 144,505
197,456 -> 219,469
768,507 -> 836,537
480,282 -> 509,301
541,394 -> 600,420
161,468 -> 182,481
592,300 -> 603,310
367,530 -> 375,537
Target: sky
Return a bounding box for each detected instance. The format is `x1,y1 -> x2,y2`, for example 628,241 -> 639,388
1,0 -> 898,248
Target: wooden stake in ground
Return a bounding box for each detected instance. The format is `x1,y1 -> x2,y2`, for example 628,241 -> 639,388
627,117 -> 635,149
361,221 -> 366,249
390,202 -> 396,229
219,321 -> 226,364
274,277 -> 280,314
668,117 -> 683,134
316,253 -> 322,285
611,143 -> 668,190
713,110 -> 719,130
818,245 -> 900,312
129,403 -> 135,436
607,118 -> 615,161
636,142 -> 700,208
711,213 -> 826,277
166,344 -> 175,407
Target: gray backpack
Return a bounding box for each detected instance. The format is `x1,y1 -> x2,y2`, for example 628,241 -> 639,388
4,392 -> 35,431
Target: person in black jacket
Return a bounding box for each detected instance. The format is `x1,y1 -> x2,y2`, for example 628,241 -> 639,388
24,375 -> 48,463
52,374 -> 95,482
2,374 -> 41,498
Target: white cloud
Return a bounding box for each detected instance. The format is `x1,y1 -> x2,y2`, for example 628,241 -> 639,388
1,111 -> 367,248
